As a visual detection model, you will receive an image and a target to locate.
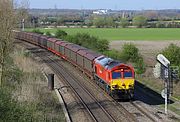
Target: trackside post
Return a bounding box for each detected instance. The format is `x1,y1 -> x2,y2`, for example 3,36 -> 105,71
156,54 -> 171,115
48,74 -> 54,90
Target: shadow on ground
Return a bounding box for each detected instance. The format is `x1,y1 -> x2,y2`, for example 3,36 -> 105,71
133,80 -> 174,105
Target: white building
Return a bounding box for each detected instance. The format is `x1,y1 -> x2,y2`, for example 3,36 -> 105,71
93,9 -> 108,15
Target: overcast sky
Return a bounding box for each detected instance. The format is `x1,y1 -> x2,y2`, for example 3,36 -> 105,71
29,0 -> 180,10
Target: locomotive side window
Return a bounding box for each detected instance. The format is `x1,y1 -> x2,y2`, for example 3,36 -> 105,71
112,72 -> 121,79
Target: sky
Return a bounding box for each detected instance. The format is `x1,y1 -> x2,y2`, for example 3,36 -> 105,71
29,0 -> 180,10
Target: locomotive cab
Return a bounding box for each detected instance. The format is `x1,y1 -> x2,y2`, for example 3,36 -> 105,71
111,65 -> 135,90
94,56 -> 135,99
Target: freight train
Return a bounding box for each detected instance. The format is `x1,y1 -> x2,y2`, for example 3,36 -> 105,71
14,31 -> 135,99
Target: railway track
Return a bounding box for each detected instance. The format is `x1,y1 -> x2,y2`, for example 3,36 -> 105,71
130,101 -> 157,122
17,40 -> 161,122
18,41 -> 117,122
46,55 -> 117,122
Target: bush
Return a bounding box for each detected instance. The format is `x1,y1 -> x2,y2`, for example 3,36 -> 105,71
120,43 -> 145,74
162,43 -> 180,66
135,58 -> 146,74
45,31 -> 52,36
120,43 -> 139,62
120,18 -> 129,28
103,49 -> 122,61
133,16 -> 147,28
96,39 -> 109,52
55,29 -> 67,39
32,29 -> 44,34
65,33 -> 109,52
162,43 -> 180,81
0,87 -> 33,121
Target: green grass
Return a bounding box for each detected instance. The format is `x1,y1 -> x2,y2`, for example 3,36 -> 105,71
27,28 -> 180,41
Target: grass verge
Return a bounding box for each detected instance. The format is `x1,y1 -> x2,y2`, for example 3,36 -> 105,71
0,44 -> 65,121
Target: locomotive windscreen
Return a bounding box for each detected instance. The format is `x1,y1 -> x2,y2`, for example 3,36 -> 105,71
112,66 -> 134,79
112,72 -> 121,79
124,71 -> 133,78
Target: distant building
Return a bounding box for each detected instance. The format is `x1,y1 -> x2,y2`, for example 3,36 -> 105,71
93,9 -> 108,15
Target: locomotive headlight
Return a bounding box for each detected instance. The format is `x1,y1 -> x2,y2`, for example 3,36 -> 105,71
122,83 -> 126,88
112,85 -> 118,88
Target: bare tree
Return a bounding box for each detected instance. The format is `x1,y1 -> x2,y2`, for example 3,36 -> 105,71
0,0 -> 29,86
0,0 -> 16,86
16,0 -> 29,30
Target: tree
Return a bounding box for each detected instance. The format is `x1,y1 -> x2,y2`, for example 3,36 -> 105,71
32,29 -> 44,34
0,0 -> 16,86
16,0 -> 29,30
120,18 -> 129,28
0,0 -> 29,86
93,17 -> 105,28
85,19 -> 93,28
120,43 -> 145,74
132,16 -> 147,28
162,44 -> 180,66
55,29 -> 67,39
57,17 -> 65,26
105,17 -> 115,27
96,39 -> 109,52
120,43 -> 139,62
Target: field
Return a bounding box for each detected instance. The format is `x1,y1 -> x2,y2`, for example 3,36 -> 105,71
28,28 -> 180,41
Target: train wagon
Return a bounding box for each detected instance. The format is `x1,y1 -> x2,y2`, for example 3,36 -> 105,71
83,51 -> 102,79
67,45 -> 86,65
59,42 -> 72,59
39,36 -> 48,48
54,40 -> 66,56
47,38 -> 58,53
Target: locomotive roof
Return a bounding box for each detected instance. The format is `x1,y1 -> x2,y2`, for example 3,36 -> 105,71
95,56 -> 122,70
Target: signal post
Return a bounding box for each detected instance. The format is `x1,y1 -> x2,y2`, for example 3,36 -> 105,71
156,54 -> 171,115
